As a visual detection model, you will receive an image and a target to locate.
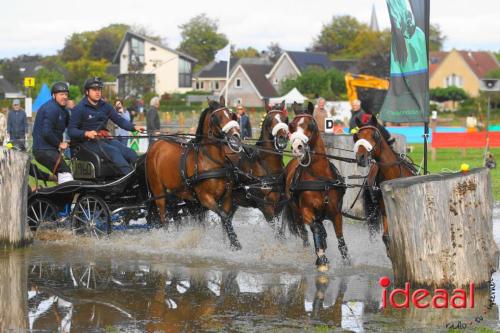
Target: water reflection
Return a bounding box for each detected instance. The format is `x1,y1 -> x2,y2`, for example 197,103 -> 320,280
0,251 -> 494,332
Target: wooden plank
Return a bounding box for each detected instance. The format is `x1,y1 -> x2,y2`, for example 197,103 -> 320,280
381,168 -> 499,288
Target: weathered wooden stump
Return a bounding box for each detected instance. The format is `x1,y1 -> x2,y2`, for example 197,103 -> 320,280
0,251 -> 28,331
0,147 -> 31,247
381,168 -> 498,288
322,134 -> 406,217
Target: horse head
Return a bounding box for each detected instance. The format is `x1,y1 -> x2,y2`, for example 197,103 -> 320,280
262,100 -> 289,151
352,114 -> 383,167
204,96 -> 242,152
288,101 -> 317,161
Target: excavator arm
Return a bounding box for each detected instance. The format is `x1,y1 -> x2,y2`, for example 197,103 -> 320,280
345,73 -> 389,102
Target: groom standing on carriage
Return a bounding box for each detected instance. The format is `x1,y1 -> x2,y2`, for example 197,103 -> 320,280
68,77 -> 145,175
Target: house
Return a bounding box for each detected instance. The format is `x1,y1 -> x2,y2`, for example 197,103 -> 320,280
0,75 -> 23,99
429,49 -> 499,97
192,57 -> 239,94
113,31 -> 197,97
220,60 -> 277,107
265,51 -> 357,91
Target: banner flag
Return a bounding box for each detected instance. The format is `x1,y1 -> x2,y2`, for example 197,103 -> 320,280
380,0 -> 430,123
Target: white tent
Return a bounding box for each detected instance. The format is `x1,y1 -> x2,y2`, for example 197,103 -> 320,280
269,87 -> 307,105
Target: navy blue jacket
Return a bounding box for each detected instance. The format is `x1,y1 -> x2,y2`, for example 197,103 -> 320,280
7,109 -> 28,138
238,114 -> 252,139
68,97 -> 135,141
32,99 -> 69,150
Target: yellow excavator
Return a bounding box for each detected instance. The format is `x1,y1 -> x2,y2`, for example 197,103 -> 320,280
344,73 -> 389,102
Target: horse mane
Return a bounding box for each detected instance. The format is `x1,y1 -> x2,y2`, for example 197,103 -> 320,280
193,102 -> 219,143
256,115 -> 271,147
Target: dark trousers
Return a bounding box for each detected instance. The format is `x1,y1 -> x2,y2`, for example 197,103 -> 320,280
117,136 -> 129,146
33,149 -> 71,174
82,139 -> 137,175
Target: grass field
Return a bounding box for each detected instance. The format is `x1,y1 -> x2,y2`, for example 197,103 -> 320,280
407,145 -> 500,200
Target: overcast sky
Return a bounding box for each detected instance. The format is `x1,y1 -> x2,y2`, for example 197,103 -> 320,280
1,0 -> 499,59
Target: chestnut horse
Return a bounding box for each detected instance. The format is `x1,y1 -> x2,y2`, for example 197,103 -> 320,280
146,97 -> 244,250
282,102 -> 349,271
230,100 -> 289,224
352,114 -> 419,251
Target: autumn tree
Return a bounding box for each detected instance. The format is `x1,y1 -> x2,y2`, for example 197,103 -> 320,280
231,46 -> 259,58
178,13 -> 228,65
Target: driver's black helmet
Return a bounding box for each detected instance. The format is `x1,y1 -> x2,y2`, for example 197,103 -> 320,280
51,81 -> 69,94
83,77 -> 104,90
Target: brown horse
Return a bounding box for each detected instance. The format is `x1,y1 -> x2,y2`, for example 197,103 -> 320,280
146,97 -> 244,250
352,114 -> 419,251
283,102 -> 350,271
230,100 -> 289,224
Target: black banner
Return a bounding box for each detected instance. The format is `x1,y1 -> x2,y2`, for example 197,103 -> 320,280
380,0 -> 430,123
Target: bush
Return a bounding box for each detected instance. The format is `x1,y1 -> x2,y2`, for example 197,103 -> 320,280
430,86 -> 468,102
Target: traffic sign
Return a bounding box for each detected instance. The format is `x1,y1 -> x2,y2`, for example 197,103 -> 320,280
24,77 -> 35,87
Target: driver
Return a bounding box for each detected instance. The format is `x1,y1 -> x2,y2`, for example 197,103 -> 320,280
68,77 -> 145,175
32,82 -> 74,183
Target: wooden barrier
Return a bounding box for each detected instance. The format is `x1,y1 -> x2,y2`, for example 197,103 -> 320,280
381,168 -> 498,288
0,148 -> 31,248
0,251 -> 28,331
322,134 -> 407,217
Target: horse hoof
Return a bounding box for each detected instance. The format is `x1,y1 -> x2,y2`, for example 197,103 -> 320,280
317,264 -> 329,272
230,242 -> 242,251
343,256 -> 352,266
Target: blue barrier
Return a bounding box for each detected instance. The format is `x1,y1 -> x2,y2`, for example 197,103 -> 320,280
341,126 -> 468,143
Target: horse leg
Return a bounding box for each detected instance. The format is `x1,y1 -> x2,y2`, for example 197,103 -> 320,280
333,212 -> 351,266
299,223 -> 309,247
156,198 -> 167,227
382,214 -> 390,254
309,220 -> 329,272
203,194 -> 242,251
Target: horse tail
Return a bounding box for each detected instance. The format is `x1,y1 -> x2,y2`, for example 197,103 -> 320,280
281,201 -> 302,238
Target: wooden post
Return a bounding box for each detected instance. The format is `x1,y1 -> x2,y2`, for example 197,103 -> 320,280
381,168 -> 498,288
322,134 -> 406,217
0,251 -> 28,331
0,148 -> 31,248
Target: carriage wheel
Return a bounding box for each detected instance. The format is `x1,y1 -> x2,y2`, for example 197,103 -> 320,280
71,194 -> 111,238
27,198 -> 59,233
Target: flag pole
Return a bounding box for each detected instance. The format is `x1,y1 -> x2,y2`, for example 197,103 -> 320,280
225,57 -> 230,105
424,0 -> 430,175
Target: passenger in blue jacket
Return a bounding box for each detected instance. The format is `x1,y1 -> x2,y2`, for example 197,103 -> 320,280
32,82 -> 73,183
68,77 -> 145,175
7,99 -> 28,150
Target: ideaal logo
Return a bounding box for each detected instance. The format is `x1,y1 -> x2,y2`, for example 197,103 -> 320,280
379,276 -> 475,309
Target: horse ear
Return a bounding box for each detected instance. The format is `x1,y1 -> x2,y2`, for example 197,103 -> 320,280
219,95 -> 226,107
280,100 -> 286,111
370,113 -> 378,125
306,102 -> 314,115
292,102 -> 301,115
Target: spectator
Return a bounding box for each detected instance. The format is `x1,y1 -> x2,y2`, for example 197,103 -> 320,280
348,99 -> 366,131
147,96 -> 161,144
7,99 -> 28,150
0,108 -> 7,145
236,105 -> 252,139
313,97 -> 333,133
115,99 -> 131,146
333,119 -> 345,134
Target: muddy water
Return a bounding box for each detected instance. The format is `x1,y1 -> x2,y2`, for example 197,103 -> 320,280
1,207 -> 499,332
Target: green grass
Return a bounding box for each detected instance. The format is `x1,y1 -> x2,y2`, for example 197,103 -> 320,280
408,145 -> 500,200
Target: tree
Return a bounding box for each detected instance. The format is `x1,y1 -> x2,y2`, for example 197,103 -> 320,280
231,46 -> 259,58
267,42 -> 283,63
64,59 -> 113,88
430,86 -> 468,102
60,32 -> 95,61
33,68 -> 65,98
312,15 -> 367,57
0,54 -> 44,88
280,67 -> 346,100
90,24 -> 130,61
354,30 -> 392,77
429,23 -> 446,52
178,13 -> 229,65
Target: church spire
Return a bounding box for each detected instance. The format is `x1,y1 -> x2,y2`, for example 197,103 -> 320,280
370,3 -> 380,32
